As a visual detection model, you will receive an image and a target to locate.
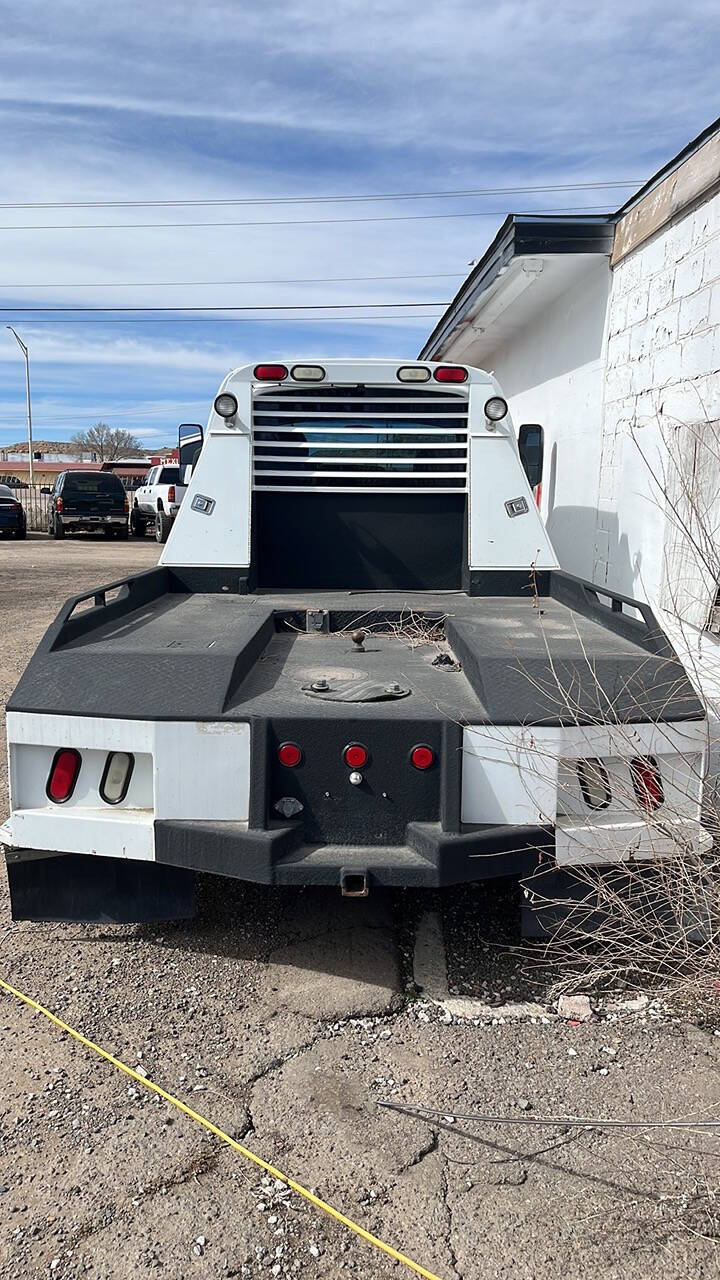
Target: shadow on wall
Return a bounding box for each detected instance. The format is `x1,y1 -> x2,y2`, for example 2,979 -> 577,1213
544,440 -> 639,593
547,505 -> 638,597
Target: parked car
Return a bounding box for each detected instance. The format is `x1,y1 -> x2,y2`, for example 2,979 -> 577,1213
0,483 -> 27,538
131,464 -> 185,542
46,471 -> 129,539
0,474 -> 29,490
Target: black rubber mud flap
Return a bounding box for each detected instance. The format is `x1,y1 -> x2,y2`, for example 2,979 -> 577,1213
6,853 -> 196,924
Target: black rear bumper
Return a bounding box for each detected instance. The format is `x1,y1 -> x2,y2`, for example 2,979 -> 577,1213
6,822 -> 554,921
156,817 -> 553,887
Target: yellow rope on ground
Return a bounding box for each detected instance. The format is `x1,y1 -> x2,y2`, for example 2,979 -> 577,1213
0,976 -> 442,1280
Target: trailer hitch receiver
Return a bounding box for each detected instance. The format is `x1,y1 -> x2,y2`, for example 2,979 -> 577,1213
341,869 -> 369,897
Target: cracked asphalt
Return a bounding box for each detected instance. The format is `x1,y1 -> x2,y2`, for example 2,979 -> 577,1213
2,537 -> 720,1279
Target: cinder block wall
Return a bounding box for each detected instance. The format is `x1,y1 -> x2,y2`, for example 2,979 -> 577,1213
595,186 -> 720,629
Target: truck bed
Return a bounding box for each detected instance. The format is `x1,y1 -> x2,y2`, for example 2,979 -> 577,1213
8,567 -> 704,726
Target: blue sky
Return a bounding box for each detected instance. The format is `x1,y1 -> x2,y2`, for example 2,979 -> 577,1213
0,0 -> 718,450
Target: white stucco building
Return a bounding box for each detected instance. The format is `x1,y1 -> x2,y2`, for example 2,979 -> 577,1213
421,118 -> 720,640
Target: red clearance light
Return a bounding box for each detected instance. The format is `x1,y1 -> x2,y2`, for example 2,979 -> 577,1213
410,744 -> 435,771
46,748 -> 81,803
434,365 -> 468,383
630,757 -> 664,812
278,742 -> 303,768
343,743 -> 369,769
254,364 -> 288,381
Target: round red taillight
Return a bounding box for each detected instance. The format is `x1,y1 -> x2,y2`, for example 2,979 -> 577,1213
343,744 -> 369,769
278,742 -> 302,768
433,366 -> 468,383
254,364 -> 288,381
410,745 -> 435,771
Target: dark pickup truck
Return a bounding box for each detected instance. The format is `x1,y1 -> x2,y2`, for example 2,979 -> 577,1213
46,470 -> 129,539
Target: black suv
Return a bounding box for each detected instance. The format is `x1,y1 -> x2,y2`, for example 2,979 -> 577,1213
47,471 -> 129,539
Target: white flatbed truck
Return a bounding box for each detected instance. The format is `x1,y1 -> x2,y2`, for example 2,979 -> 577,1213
1,360 -> 710,924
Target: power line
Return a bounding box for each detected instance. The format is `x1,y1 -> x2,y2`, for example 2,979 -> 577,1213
0,313 -> 444,324
0,180 -> 642,211
0,206 -> 614,232
0,302 -> 447,313
0,272 -> 465,289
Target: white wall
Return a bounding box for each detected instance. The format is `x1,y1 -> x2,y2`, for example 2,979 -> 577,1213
463,257 -> 611,580
596,189 -> 720,626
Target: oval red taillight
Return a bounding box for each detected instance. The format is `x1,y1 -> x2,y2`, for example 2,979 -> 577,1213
630,757 -> 664,812
343,744 -> 369,769
278,742 -> 302,768
46,748 -> 81,803
410,745 -> 435,771
254,364 -> 288,381
433,366 -> 468,383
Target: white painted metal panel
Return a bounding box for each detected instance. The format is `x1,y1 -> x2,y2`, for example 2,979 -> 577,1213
556,815 -> 712,866
4,713 -> 252,857
462,719 -> 708,825
9,810 -> 154,861
468,436 -> 558,570
461,726 -> 558,824
154,721 -> 250,821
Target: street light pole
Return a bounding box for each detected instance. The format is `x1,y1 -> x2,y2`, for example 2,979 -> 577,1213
6,326 -> 34,486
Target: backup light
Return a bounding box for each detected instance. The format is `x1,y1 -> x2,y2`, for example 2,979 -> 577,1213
484,396 -> 508,421
434,366 -> 468,383
254,364 -> 288,381
214,392 -> 238,418
630,757 -> 664,812
343,743 -> 369,769
410,744 -> 435,771
291,365 -> 325,381
397,366 -> 431,383
278,742 -> 303,768
100,751 -> 135,805
46,748 -> 81,804
577,759 -> 611,811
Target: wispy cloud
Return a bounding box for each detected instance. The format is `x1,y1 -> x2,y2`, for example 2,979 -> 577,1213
1,0 -> 718,445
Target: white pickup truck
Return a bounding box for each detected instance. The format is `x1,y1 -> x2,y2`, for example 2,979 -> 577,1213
1,360 -> 710,927
130,464 -> 184,542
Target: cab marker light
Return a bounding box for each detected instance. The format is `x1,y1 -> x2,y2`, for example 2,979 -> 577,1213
99,751 -> 135,805
291,365 -> 325,381
46,748 -> 82,804
254,364 -> 288,381
434,365 -> 468,383
397,366 -> 431,382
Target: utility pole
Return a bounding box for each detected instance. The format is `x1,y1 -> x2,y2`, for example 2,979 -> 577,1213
6,326 -> 34,485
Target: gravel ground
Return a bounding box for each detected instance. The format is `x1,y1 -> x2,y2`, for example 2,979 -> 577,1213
1,536 -> 720,1280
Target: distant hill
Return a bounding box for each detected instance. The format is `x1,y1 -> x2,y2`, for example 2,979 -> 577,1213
4,440 -> 84,456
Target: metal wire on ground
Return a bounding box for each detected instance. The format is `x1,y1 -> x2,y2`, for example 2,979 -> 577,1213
378,1100 -> 720,1131
0,978 -> 443,1280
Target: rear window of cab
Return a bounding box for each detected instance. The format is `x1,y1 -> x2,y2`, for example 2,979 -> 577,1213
61,473 -> 125,495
